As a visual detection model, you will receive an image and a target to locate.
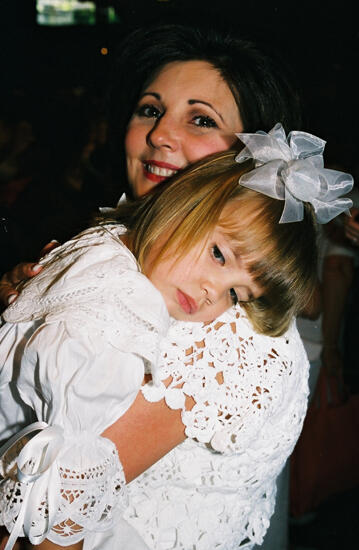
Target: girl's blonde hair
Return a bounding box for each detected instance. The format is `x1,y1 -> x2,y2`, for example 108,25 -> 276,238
105,150 -> 318,337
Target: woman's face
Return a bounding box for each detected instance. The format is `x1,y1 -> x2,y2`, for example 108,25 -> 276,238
125,60 -> 243,197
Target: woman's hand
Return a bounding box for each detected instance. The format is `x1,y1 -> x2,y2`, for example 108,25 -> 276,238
0,241 -> 60,311
0,262 -> 42,310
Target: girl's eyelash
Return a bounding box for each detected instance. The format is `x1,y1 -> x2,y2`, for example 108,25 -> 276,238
212,245 -> 238,305
212,245 -> 225,265
230,288 -> 238,305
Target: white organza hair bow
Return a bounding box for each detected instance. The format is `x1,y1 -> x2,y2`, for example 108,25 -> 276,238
235,123 -> 353,224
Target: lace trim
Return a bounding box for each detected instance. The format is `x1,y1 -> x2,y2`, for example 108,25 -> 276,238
0,433 -> 127,545
142,308 -> 309,454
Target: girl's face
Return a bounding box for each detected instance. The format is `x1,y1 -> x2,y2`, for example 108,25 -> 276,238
144,219 -> 263,322
125,60 -> 243,197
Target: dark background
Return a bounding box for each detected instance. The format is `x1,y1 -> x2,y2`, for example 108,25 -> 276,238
0,0 -> 358,172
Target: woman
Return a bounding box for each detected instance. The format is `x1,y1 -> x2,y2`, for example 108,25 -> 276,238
1,24 -> 308,549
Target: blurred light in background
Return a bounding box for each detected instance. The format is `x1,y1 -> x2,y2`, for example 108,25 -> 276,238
36,0 -> 120,26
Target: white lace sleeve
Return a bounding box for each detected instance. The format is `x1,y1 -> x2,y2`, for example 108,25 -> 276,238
142,305 -> 310,456
0,425 -> 127,547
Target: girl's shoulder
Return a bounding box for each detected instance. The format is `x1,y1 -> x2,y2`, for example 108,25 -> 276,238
3,224 -> 168,332
39,224 -> 136,271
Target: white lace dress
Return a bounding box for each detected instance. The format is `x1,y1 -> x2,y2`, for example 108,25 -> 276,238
0,226 -> 310,550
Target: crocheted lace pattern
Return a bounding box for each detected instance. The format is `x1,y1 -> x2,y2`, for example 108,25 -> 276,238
132,308 -> 309,548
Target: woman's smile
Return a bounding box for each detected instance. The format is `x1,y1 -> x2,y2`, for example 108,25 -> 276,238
142,160 -> 179,184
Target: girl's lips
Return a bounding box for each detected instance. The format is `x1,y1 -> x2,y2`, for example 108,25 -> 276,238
176,289 -> 198,315
143,160 -> 180,183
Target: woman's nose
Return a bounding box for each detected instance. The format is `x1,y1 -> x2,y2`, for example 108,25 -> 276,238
146,114 -> 180,151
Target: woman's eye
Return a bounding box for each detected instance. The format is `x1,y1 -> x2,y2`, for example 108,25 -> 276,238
212,245 -> 225,265
230,288 -> 238,306
136,104 -> 161,119
192,115 -> 218,128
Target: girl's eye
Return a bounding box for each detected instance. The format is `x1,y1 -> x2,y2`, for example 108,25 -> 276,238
230,288 -> 238,306
212,245 -> 225,265
192,115 -> 218,128
135,104 -> 162,119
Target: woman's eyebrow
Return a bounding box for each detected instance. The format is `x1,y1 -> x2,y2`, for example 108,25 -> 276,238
139,92 -> 161,100
188,99 -> 224,122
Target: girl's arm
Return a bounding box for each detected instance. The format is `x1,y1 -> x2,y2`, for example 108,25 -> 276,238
23,387 -> 186,550
27,541 -> 83,550
102,381 -> 189,482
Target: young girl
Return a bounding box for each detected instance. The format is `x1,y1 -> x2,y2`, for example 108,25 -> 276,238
0,125 -> 353,550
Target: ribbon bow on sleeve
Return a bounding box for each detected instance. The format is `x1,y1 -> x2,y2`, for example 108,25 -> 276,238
0,422 -> 64,550
235,123 -> 354,224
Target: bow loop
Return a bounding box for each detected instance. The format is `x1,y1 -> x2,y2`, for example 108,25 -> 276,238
239,159 -> 285,200
288,130 -> 326,160
236,128 -> 291,165
281,159 -> 322,201
0,422 -> 65,550
235,123 -> 353,224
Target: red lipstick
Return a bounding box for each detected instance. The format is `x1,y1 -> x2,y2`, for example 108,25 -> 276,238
143,160 -> 180,183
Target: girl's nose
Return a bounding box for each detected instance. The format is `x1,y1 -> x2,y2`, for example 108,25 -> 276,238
202,280 -> 223,305
146,114 -> 180,151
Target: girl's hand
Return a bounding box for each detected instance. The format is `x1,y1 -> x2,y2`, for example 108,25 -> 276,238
0,241 -> 60,311
345,207 -> 359,246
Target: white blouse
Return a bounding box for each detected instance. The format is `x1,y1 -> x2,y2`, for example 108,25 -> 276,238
0,225 -> 310,549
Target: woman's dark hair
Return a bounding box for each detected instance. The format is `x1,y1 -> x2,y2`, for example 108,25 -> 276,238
107,23 -> 303,196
